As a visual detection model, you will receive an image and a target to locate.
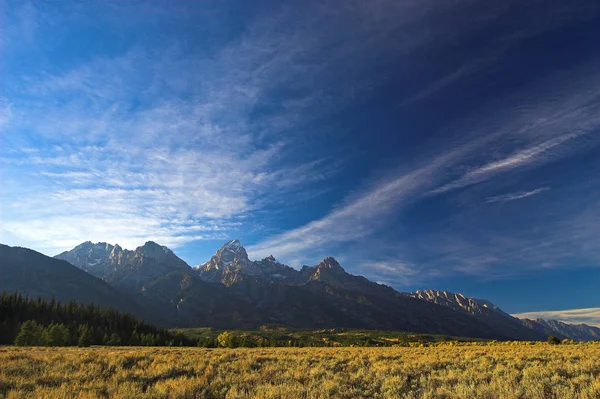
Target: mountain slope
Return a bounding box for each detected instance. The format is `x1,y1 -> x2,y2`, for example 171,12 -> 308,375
0,243 -> 143,317
408,290 -> 546,341
56,241 -> 191,292
520,318 -> 600,341
53,239 -> 592,340
195,242 -> 511,338
56,241 -> 230,327
56,240 -> 505,337
196,239 -> 298,285
542,319 -> 600,341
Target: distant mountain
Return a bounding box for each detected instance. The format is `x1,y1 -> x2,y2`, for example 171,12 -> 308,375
56,241 -> 230,327
0,244 -> 142,317
196,239 -> 298,285
409,289 -> 600,341
56,241 -> 190,292
408,290 -> 546,341
520,318 -> 600,341
196,241 -> 400,296
54,240 -> 502,337
44,238 -> 599,340
193,241 -> 509,338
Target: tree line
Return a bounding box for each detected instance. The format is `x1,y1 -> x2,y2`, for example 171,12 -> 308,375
0,292 -> 194,346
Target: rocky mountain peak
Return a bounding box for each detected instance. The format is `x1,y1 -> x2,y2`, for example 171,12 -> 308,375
72,241 -> 114,253
140,240 -> 164,251
301,257 -> 349,283
75,241 -> 93,250
264,255 -> 276,262
317,257 -> 344,272
212,239 -> 250,268
223,239 -> 241,248
196,239 -> 252,280
134,241 -> 188,269
109,244 -> 124,261
55,241 -> 115,274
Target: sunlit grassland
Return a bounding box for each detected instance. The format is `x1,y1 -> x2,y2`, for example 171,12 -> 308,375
1,343 -> 600,398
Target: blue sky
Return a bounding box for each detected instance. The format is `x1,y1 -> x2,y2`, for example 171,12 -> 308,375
1,0 -> 600,315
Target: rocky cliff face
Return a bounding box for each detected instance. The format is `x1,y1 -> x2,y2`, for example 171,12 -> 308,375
56,241 -> 191,291
408,290 -> 546,341
195,240 -> 298,285
520,318 -> 600,341
51,239 -> 597,340
55,240 -> 209,326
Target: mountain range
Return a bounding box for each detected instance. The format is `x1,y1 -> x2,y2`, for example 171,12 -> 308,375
0,239 -> 597,341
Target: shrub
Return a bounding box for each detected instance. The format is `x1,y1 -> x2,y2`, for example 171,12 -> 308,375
547,336 -> 561,345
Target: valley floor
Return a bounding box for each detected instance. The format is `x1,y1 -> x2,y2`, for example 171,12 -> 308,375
1,344 -> 600,398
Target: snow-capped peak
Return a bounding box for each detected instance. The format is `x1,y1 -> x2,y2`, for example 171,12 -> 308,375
223,239 -> 241,248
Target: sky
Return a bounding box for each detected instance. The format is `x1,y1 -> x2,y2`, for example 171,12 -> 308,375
1,0 -> 600,315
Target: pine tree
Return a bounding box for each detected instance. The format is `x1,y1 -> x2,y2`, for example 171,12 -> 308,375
15,320 -> 44,346
43,323 -> 70,346
129,331 -> 140,346
0,293 -> 194,347
78,325 -> 91,347
107,333 -> 121,346
141,333 -> 155,346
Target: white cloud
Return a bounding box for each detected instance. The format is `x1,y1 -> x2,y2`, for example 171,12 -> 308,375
512,308 -> 600,328
4,0 -> 453,255
2,0 -> 600,269
249,60 -> 600,267
247,144 -> 479,261
431,132 -> 592,195
0,0 -> 500,256
486,187 -> 550,203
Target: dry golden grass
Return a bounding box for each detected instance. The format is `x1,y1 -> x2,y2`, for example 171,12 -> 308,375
1,343 -> 600,398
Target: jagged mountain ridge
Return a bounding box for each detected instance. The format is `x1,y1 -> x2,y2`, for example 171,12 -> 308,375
196,243 -> 401,298
56,240 -> 190,292
411,290 -> 600,341
48,239 -> 599,340
408,290 -> 546,341
195,239 -> 298,285
53,240 -> 503,337
410,290 -> 513,319
519,318 -> 600,341
0,244 -> 144,318
56,240 -> 230,326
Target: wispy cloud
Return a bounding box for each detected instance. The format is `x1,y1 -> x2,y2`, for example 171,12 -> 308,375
4,0 -> 493,255
250,59 -> 600,268
431,132 -> 591,195
358,260 -> 422,287
486,187 -> 550,203
513,308 -> 600,328
1,4 -> 359,253
247,148 -> 467,262
2,0 -> 600,276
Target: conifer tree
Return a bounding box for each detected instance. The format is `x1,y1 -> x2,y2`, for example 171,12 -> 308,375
14,320 -> 44,346
78,325 -> 91,347
43,323 -> 70,346
129,331 -> 140,346
107,333 -> 121,346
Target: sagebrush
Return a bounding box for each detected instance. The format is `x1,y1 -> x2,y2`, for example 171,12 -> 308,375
1,343 -> 600,398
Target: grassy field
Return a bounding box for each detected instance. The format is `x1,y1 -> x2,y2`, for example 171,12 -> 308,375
172,327 -> 489,347
1,344 -> 600,398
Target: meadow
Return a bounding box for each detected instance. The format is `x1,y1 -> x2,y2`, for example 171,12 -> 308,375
1,343 -> 600,399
